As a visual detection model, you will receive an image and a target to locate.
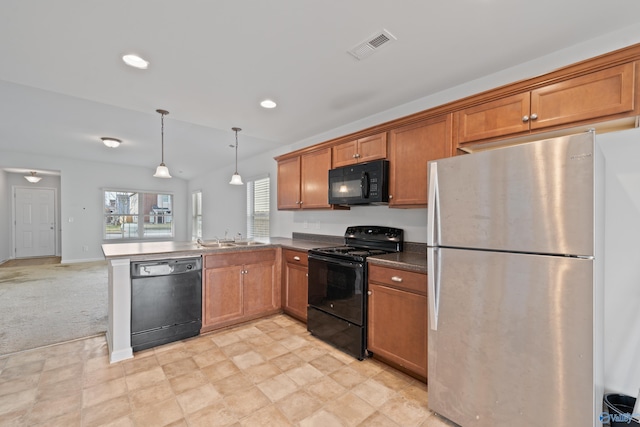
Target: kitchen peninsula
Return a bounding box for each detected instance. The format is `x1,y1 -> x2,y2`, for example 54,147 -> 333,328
101,237 -> 426,364
101,237 -> 326,363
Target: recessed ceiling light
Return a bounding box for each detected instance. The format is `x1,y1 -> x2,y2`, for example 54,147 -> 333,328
260,99 -> 277,109
122,54 -> 149,69
101,137 -> 122,148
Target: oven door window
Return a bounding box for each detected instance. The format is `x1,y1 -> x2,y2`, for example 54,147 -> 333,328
308,256 -> 364,325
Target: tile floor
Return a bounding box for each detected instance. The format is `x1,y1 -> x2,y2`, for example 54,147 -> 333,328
0,314 -> 458,427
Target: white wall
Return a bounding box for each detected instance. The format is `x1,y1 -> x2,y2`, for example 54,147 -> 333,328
0,151 -> 189,263
599,128 -> 640,396
0,169 -> 10,263
192,24 -> 640,245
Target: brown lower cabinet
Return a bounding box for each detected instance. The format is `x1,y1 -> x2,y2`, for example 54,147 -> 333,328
367,264 -> 428,380
202,249 -> 280,332
282,249 -> 308,322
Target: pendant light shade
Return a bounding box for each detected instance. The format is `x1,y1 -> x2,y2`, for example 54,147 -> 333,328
229,127 -> 243,185
24,171 -> 42,183
153,109 -> 172,178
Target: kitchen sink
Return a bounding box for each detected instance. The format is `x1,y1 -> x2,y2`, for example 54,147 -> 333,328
232,241 -> 265,246
197,241 -> 236,248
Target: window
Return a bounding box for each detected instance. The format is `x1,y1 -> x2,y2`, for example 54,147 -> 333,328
104,190 -> 173,240
192,191 -> 202,241
247,175 -> 270,238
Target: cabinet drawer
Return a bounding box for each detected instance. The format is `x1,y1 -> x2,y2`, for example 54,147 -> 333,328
283,249 -> 308,267
368,264 -> 426,295
205,249 -> 276,269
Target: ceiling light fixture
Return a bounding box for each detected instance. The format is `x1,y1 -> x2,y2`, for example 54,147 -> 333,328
153,109 -> 172,178
229,127 -> 243,185
260,99 -> 277,109
24,171 -> 42,183
101,137 -> 121,148
122,54 -> 149,69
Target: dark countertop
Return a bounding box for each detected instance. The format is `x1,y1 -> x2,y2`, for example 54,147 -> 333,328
101,235 -> 427,273
367,251 -> 427,274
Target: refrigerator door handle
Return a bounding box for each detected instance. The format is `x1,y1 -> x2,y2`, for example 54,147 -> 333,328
427,247 -> 440,331
427,162 -> 439,247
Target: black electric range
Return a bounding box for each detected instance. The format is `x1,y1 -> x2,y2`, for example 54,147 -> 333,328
307,226 -> 404,359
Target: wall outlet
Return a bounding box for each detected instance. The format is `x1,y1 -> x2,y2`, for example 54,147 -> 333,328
303,221 -> 308,229
82,246 -> 89,252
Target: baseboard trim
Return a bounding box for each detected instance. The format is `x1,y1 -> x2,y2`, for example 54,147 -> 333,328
61,257 -> 106,264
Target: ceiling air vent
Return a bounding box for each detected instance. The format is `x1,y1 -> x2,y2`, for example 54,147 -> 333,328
348,29 -> 397,60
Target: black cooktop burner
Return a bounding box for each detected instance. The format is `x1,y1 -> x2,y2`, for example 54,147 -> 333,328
310,226 -> 404,261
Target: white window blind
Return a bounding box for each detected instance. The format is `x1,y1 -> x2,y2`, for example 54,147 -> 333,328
192,191 -> 202,241
247,175 -> 270,238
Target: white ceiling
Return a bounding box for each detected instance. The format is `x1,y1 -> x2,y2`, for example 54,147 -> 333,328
2,1 -> 640,180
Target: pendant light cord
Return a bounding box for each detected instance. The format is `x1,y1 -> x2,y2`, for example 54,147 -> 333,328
160,112 -> 165,164
234,129 -> 239,173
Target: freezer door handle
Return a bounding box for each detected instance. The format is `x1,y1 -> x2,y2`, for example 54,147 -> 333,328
427,162 -> 439,247
427,247 -> 440,331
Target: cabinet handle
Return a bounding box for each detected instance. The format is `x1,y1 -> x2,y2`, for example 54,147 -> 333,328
530,113 -> 538,120
391,276 -> 403,283
522,115 -> 529,123
293,256 -> 300,261
389,194 -> 393,199
352,154 -> 357,158
367,290 -> 372,295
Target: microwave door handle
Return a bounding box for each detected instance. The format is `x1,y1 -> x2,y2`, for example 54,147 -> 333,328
361,171 -> 370,199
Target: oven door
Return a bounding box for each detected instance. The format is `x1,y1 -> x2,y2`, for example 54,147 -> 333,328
307,253 -> 365,326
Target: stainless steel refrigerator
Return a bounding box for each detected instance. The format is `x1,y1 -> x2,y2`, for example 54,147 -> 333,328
426,131 -> 604,427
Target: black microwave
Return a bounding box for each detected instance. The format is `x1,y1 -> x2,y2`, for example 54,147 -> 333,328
328,160 -> 389,205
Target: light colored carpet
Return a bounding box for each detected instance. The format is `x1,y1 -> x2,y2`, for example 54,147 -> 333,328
0,261 -> 107,356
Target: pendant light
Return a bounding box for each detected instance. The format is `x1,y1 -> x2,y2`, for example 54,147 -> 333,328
24,171 -> 42,183
229,127 -> 243,185
153,109 -> 172,178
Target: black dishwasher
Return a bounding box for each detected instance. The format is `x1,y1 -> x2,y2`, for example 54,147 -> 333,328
131,257 -> 202,351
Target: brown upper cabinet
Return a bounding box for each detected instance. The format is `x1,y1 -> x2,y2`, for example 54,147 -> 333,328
388,114 -> 453,208
277,148 -> 333,210
332,132 -> 388,168
457,63 -> 636,144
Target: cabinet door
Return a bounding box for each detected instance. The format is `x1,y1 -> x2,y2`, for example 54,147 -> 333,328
332,140 -> 359,168
367,282 -> 427,378
243,261 -> 277,316
203,266 -> 243,328
284,262 -> 308,322
457,92 -> 530,144
277,156 -> 301,210
357,132 -> 388,163
388,114 -> 453,207
300,148 -> 332,209
531,62 -> 635,130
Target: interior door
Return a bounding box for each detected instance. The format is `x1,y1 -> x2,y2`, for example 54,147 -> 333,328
14,187 -> 56,258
